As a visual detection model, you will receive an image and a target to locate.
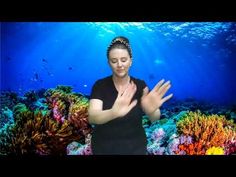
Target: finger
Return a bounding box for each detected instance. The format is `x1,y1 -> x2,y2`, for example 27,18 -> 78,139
122,81 -> 133,97
127,99 -> 138,112
142,86 -> 149,97
130,83 -> 137,97
117,83 -> 124,97
153,79 -> 165,92
126,83 -> 137,100
117,90 -> 124,97
161,93 -> 173,103
158,81 -> 170,95
123,81 -> 136,98
159,84 -> 171,98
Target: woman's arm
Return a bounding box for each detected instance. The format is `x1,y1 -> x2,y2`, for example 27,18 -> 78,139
145,108 -> 161,123
88,81 -> 138,125
88,99 -> 118,125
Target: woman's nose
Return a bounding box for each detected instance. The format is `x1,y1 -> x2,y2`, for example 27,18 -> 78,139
117,61 -> 122,67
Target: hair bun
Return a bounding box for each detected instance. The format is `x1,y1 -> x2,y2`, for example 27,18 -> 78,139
107,36 -> 132,59
112,36 -> 129,44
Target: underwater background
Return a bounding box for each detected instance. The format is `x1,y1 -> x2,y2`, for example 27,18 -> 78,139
1,22 -> 236,155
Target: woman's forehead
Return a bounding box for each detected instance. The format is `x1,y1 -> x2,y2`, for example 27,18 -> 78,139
109,48 -> 129,55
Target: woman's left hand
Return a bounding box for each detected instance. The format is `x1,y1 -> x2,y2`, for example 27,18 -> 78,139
141,79 -> 173,115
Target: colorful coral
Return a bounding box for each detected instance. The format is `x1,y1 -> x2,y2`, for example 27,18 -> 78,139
1,109 -> 83,155
206,146 -> 224,155
0,91 -> 19,110
0,85 -> 92,155
176,110 -> 236,155
67,141 -> 92,155
67,134 -> 92,155
146,110 -> 236,155
2,87 -> 236,155
176,141 -> 205,155
0,107 -> 14,130
44,85 -> 92,139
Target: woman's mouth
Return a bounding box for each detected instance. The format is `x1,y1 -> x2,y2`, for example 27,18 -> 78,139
117,70 -> 123,72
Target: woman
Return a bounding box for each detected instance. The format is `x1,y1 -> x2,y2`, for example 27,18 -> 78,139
88,36 -> 173,155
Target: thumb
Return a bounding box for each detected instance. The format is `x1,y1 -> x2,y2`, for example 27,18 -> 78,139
142,86 -> 149,97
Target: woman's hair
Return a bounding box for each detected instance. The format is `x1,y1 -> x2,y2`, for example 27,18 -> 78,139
107,36 -> 132,59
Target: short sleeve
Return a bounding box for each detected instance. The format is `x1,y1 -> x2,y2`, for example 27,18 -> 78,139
90,80 -> 103,100
140,79 -> 147,90
130,77 -> 148,101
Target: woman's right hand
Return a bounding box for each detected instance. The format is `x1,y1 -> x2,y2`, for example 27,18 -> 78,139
111,81 -> 138,118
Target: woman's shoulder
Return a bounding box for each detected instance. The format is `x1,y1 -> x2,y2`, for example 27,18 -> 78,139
130,76 -> 147,89
130,76 -> 146,85
93,75 -> 112,86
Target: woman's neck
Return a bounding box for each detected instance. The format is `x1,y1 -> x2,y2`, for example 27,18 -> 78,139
112,75 -> 130,86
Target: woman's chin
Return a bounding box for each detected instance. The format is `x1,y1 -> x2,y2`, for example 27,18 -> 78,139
115,73 -> 127,78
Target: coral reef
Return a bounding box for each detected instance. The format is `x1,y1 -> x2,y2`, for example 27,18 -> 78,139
146,110 -> 236,155
2,89 -> 236,155
1,109 -> 83,155
205,146 -> 224,155
0,85 -> 92,155
67,134 -> 92,155
176,110 -> 236,154
44,85 -> 92,138
0,91 -> 19,110
0,107 -> 14,129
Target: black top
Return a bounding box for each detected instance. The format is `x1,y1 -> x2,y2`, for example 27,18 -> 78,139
90,75 -> 147,155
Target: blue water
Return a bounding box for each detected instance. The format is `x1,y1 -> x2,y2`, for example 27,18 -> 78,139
1,22 -> 236,105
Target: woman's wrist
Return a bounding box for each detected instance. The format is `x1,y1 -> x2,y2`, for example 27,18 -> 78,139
148,108 -> 161,122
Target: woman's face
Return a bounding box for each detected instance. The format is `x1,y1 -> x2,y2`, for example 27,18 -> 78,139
108,48 -> 132,78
